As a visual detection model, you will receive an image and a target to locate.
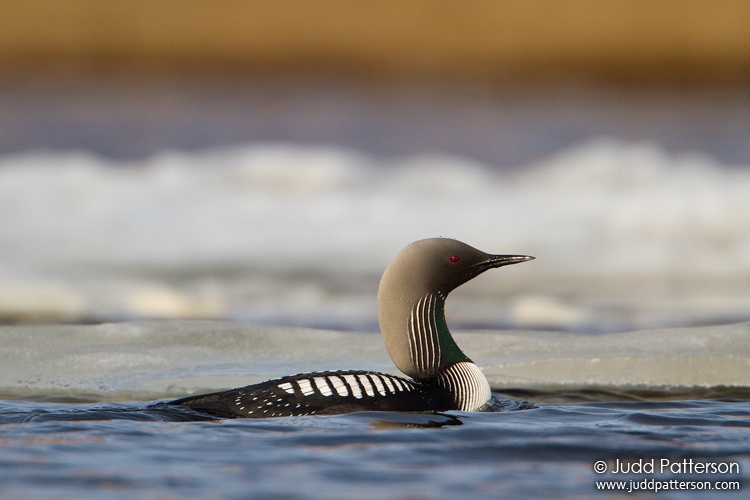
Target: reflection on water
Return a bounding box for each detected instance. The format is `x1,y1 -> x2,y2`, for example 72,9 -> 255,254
0,395 -> 536,425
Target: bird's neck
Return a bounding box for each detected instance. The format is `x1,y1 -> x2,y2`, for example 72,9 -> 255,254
427,293 -> 472,371
383,290 -> 471,378
379,289 -> 492,411
406,293 -> 491,410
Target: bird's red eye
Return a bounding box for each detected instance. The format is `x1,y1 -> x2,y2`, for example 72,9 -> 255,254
449,255 -> 460,264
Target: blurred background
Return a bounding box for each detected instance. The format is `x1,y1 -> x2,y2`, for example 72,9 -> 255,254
1,0 -> 749,331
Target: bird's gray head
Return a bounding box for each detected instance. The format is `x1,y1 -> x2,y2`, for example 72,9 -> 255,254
377,238 -> 533,379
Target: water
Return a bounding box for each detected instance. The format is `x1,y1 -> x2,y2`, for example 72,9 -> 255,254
1,399 -> 747,498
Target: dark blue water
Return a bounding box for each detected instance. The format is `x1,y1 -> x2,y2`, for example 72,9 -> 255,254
1,397 -> 747,498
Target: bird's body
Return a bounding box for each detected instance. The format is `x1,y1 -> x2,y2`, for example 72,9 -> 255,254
170,370 -> 453,419
170,238 -> 533,418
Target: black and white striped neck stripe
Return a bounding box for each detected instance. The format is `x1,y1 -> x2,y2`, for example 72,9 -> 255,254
408,292 -> 443,375
435,362 -> 492,412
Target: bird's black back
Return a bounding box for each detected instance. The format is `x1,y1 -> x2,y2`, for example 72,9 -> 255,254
169,370 -> 455,418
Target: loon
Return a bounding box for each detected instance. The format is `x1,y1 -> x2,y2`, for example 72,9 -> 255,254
170,238 -> 533,418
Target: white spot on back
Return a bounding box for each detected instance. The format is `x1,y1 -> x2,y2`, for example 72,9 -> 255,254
371,376 -> 387,396
312,377 -> 333,396
357,375 -> 375,397
381,376 -> 396,393
297,379 -> 315,396
329,376 -> 349,397
343,375 -> 363,399
391,377 -> 405,392
278,382 -> 295,395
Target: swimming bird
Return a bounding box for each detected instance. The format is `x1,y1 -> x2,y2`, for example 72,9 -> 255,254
170,238 -> 533,418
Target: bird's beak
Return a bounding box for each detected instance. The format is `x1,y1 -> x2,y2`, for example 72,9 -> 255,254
473,254 -> 535,271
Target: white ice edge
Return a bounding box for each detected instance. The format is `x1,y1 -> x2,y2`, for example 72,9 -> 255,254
1,140 -> 750,328
0,320 -> 747,398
